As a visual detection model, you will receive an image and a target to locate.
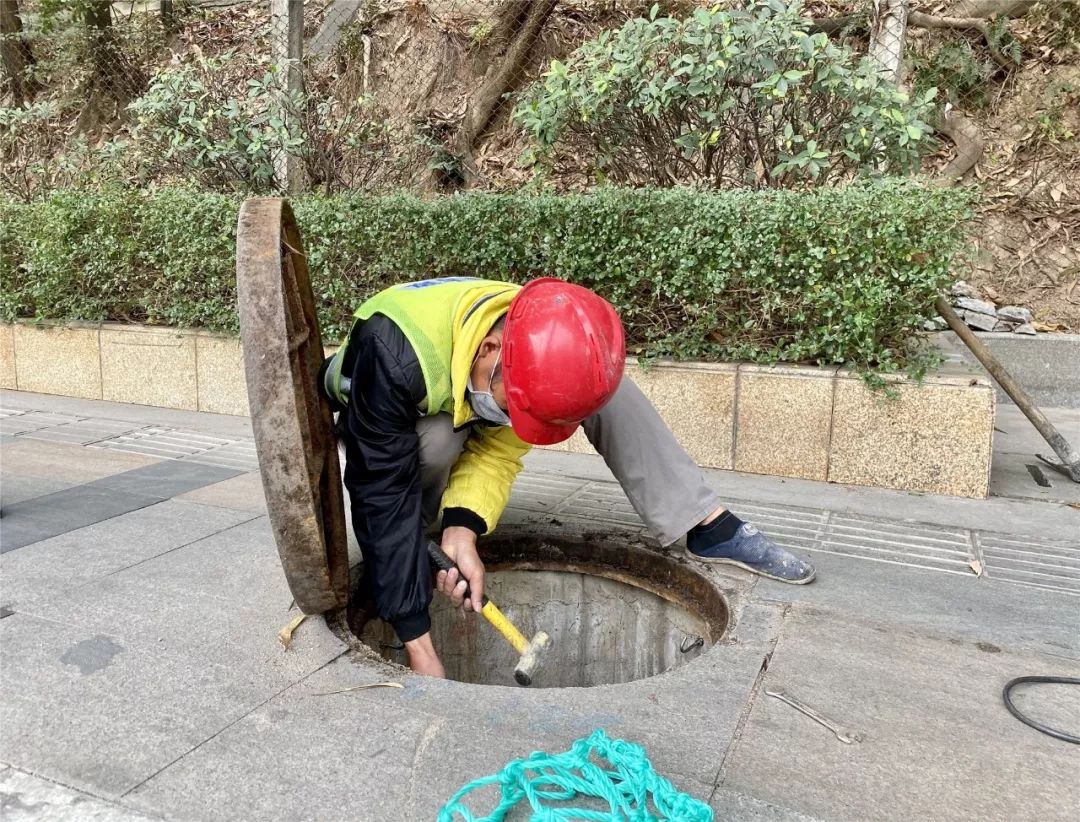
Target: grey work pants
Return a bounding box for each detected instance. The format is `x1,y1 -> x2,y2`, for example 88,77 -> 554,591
417,376 -> 720,546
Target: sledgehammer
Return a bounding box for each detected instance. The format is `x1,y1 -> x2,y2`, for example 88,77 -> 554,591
426,541 -> 552,686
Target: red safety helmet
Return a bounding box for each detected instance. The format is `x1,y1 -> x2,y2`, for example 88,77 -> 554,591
501,278 -> 626,445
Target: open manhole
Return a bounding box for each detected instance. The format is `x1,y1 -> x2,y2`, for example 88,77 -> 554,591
349,534 -> 729,688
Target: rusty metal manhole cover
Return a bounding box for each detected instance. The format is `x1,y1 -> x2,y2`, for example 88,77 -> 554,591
236,198 -> 349,613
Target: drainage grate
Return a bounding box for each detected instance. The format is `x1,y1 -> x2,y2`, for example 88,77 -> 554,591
21,418 -> 143,445
183,440 -> 260,472
508,474 -> 590,513
555,482 -> 649,527
727,501 -> 828,553
1025,464 -> 1053,488
817,514 -> 975,576
92,427 -> 233,459
0,410 -> 83,435
976,533 -> 1080,596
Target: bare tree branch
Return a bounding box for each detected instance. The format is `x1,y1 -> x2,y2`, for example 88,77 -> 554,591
947,0 -> 1036,18
907,10 -> 1014,68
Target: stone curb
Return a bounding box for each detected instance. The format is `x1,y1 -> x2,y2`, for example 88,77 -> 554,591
0,322 -> 995,498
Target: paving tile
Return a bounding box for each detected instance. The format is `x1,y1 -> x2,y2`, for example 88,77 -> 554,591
0,438 -> 159,483
0,500 -> 256,612
130,657 -> 723,822
125,679 -> 443,822
8,517 -> 345,677
88,460 -> 241,500
720,608 -> 1080,821
317,601 -> 784,789
0,486 -> 162,553
0,392 -> 254,442
183,439 -> 260,472
0,767 -> 161,821
406,720 -> 717,821
92,427 -> 231,460
710,787 -> 823,821
0,613 -> 337,798
175,470 -> 267,513
978,531 -> 1080,597
0,473 -> 77,507
751,548 -> 1080,661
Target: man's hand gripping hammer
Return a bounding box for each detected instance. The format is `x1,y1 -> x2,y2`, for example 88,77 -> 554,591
426,541 -> 552,686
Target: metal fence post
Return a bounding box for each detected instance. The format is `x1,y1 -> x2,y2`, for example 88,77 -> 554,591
270,0 -> 304,193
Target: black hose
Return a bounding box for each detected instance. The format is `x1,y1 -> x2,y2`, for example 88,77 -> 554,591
1002,676 -> 1080,744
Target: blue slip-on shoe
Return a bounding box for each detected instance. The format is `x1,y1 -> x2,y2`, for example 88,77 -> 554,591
687,523 -> 816,584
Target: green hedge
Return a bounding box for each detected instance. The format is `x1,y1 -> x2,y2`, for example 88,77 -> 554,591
0,182 -> 972,374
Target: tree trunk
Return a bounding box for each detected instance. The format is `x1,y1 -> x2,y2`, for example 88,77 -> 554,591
446,0 -> 558,186
0,0 -> 40,106
161,0 -> 176,35
868,0 -> 910,84
933,105 -> 986,182
76,0 -> 147,134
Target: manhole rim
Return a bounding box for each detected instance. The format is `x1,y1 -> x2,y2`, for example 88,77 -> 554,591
341,531 -> 732,689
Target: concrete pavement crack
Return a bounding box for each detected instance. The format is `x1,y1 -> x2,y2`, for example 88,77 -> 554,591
105,512 -> 264,577
708,602 -> 790,803
117,648 -> 350,800
0,763 -> 170,820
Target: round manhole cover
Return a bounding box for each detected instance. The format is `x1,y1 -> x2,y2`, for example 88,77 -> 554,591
350,534 -> 728,688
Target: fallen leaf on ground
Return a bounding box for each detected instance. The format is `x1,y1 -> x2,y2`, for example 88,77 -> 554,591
278,613 -> 307,650
1033,321 -> 1066,332
314,682 -> 404,696
1067,503 -> 1080,512
969,559 -> 983,577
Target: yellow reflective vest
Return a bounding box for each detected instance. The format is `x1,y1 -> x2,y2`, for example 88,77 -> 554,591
354,278 -> 531,532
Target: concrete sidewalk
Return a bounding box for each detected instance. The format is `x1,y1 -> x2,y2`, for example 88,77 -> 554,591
1,391 -> 1078,821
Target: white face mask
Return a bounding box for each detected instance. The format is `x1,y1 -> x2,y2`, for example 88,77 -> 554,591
467,349 -> 512,426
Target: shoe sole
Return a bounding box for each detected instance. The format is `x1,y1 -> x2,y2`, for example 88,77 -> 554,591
685,550 -> 817,585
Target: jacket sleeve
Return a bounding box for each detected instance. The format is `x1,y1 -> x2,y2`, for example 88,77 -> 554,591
440,424 -> 531,534
340,316 -> 431,643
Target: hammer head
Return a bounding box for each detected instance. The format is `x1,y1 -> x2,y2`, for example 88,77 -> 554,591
513,631 -> 552,687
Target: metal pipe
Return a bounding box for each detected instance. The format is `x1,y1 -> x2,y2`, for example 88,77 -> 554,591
936,296 -> 1080,483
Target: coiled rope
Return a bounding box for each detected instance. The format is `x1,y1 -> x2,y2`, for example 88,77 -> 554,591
437,729 -> 713,822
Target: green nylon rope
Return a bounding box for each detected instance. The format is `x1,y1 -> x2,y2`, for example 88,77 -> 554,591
437,729 -> 713,822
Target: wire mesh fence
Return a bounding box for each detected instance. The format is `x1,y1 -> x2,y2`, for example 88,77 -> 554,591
1,1 -> 1078,325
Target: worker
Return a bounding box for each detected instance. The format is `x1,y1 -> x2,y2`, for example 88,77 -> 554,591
320,277 -> 815,677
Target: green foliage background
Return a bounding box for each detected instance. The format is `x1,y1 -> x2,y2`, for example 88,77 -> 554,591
0,181 -> 972,376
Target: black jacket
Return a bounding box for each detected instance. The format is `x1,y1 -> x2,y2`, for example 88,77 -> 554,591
338,315 -> 483,642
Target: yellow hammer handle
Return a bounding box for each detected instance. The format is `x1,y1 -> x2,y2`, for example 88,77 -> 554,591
480,600 -> 529,655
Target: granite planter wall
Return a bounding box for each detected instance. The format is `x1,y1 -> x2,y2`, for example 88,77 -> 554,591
1,322 -> 995,498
